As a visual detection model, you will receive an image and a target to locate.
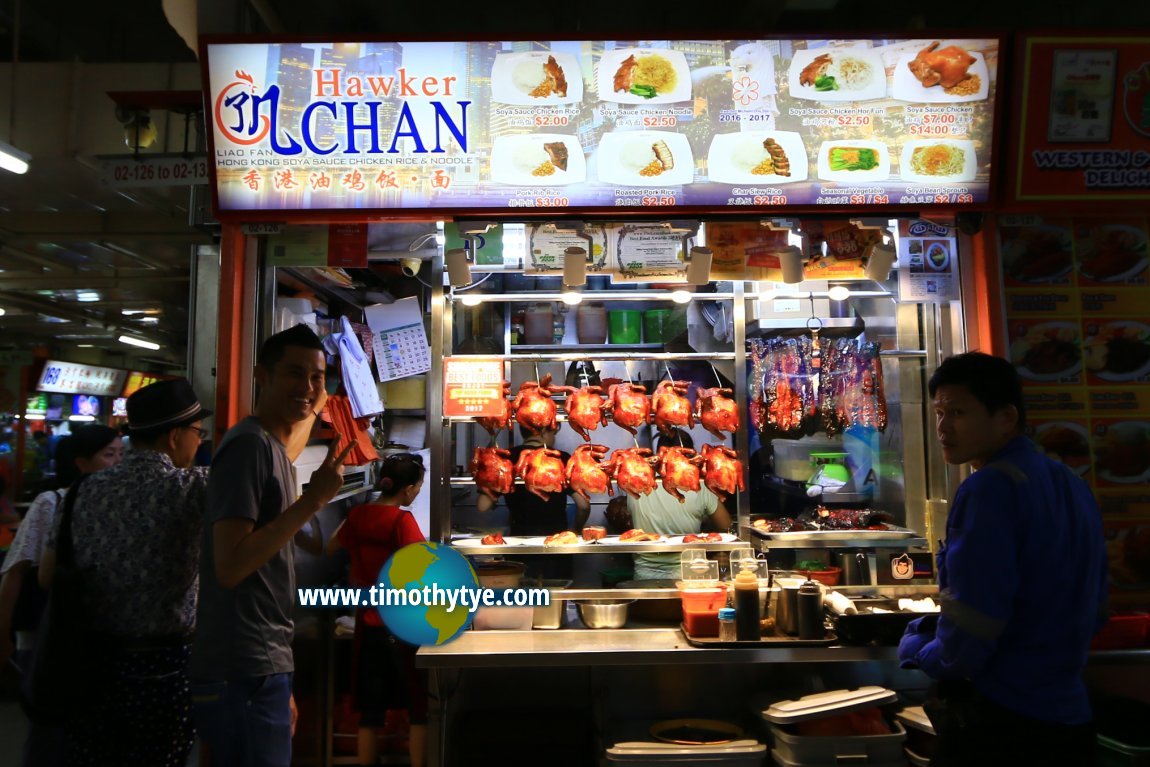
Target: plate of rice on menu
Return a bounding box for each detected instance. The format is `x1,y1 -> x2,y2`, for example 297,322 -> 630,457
597,130 -> 694,186
490,134 -> 586,185
597,48 -> 692,104
706,130 -> 809,184
491,51 -> 583,105
899,139 -> 977,183
787,47 -> 887,102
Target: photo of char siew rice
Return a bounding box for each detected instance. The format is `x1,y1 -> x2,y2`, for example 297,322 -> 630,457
597,49 -> 691,104
490,51 -> 583,105
705,131 -> 809,184
1076,224 -> 1148,282
489,134 -> 586,185
1085,321 -> 1150,381
891,41 -> 990,102
1009,322 -> 1082,381
787,47 -> 887,101
597,131 -> 694,185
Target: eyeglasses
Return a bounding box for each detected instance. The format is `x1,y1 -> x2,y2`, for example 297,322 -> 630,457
383,452 -> 423,465
183,425 -> 209,440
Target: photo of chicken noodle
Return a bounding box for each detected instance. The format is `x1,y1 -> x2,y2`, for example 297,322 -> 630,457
910,144 -> 965,176
634,55 -> 677,92
832,57 -> 873,89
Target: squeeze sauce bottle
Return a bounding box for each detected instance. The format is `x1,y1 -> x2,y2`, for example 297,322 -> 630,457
734,563 -> 761,640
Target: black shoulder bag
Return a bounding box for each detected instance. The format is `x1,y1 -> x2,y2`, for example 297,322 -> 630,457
21,476 -> 98,725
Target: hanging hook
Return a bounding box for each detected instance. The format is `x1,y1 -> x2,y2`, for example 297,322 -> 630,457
709,363 -> 723,387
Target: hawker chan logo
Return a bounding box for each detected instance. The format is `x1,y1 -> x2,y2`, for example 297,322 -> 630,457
891,553 -> 915,580
907,221 -> 952,238
212,67 -> 471,155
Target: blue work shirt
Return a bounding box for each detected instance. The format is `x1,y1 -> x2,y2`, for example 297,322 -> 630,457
899,436 -> 1108,724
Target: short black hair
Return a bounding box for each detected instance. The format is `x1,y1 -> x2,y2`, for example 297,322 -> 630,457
929,352 -> 1026,432
656,428 -> 694,451
257,324 -> 324,369
518,423 -> 558,440
376,453 -> 425,495
70,425 -> 121,459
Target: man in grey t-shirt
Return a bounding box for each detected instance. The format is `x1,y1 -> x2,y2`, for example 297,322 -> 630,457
191,325 -> 352,767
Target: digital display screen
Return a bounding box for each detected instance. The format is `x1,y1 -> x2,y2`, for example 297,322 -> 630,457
204,37 -> 1000,216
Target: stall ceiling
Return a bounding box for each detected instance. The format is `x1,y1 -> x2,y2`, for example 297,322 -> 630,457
0,0 -> 1146,369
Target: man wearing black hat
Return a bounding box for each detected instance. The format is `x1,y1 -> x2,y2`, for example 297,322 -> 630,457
192,324 -> 351,767
43,377 -> 212,765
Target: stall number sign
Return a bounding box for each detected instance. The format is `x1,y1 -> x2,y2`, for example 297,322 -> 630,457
443,358 -> 505,418
99,153 -> 210,189
37,360 -> 127,396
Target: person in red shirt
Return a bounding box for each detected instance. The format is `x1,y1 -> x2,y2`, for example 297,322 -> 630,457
328,453 -> 427,767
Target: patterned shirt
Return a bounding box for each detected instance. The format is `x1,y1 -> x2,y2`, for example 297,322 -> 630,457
52,450 -> 209,637
1,489 -> 63,574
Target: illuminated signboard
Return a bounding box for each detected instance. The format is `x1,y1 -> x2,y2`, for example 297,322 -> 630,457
122,371 -> 164,398
36,360 -> 128,396
203,37 -> 1000,215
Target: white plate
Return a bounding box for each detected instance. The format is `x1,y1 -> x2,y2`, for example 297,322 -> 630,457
451,536 -> 527,549
1086,321 -> 1150,382
490,51 -> 584,105
787,47 -> 887,102
923,242 -> 951,272
1097,421 -> 1150,483
1002,225 -> 1075,283
1033,422 -> 1091,476
597,534 -> 667,545
597,131 -> 694,186
518,535 -> 588,548
817,140 -> 890,184
490,134 -> 586,186
900,139 -> 977,184
1011,320 -> 1082,381
597,48 -> 692,104
1078,224 -> 1149,282
891,47 -> 990,103
706,130 -> 809,185
666,533 -> 740,544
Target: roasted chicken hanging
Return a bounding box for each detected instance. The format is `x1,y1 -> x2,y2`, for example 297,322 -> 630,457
514,446 -> 567,501
695,387 -> 739,439
512,374 -> 560,436
469,446 -> 515,501
605,447 -> 657,499
561,384 -> 607,441
606,383 -> 651,436
655,446 -> 704,503
565,444 -> 613,501
475,382 -> 513,436
700,444 -> 745,501
652,380 -> 694,435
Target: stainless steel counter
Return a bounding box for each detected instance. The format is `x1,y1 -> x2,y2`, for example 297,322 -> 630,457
417,627 -> 900,668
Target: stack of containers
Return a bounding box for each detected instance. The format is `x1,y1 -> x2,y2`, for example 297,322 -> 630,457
759,687 -> 907,767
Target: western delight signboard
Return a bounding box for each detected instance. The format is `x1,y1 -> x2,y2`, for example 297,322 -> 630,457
201,37 -> 1000,217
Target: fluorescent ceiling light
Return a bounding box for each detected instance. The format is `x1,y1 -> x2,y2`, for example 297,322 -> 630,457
121,308 -> 162,316
0,139 -> 31,175
77,344 -> 95,348
118,335 -> 161,350
76,291 -> 101,302
68,414 -> 96,422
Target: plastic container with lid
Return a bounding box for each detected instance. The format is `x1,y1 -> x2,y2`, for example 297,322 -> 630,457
760,686 -> 906,766
718,607 -> 737,641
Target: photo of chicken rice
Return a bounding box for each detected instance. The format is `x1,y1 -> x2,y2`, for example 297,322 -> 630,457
529,55 -> 568,98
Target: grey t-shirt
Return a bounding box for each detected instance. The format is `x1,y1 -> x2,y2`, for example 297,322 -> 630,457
190,417 -> 297,681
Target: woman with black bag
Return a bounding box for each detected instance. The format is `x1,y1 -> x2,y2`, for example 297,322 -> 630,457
0,426 -> 123,767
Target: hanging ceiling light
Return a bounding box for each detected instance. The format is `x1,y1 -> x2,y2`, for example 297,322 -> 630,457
0,139 -> 31,175
864,242 -> 898,282
118,335 -> 161,350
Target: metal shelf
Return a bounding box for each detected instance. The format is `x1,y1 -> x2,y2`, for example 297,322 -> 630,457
511,343 -> 666,352
452,541 -> 750,555
448,291 -> 735,303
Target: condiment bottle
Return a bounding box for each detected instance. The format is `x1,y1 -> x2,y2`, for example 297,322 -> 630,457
734,564 -> 761,641
718,607 -> 737,642
796,580 -> 824,640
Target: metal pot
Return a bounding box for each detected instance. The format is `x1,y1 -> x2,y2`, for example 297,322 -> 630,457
576,599 -> 633,629
837,551 -> 872,586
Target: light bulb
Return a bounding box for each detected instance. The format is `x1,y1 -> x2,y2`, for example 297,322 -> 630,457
460,294 -> 483,306
827,286 -> 851,301
560,290 -> 583,306
670,289 -> 693,304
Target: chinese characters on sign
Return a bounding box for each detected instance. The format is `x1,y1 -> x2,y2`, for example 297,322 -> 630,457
36,360 -> 128,396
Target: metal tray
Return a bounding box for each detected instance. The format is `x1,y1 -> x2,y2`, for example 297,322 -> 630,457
749,524 -> 918,542
681,624 -> 837,648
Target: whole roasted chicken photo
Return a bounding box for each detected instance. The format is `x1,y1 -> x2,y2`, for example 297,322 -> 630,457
470,446 -> 514,500
513,374 -> 560,435
652,380 -> 694,435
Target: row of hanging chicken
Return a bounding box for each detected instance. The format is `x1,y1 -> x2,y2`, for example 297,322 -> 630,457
749,336 -> 888,440
470,443 -> 744,504
476,374 -> 740,441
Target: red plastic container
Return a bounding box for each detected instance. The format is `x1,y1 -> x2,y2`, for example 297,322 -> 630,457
1091,613 -> 1150,650
798,566 -> 842,587
680,585 -> 728,638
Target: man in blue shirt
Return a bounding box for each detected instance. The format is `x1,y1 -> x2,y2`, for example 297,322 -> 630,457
899,352 -> 1107,767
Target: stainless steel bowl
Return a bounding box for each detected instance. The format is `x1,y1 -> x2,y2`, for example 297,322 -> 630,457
576,599 -> 634,629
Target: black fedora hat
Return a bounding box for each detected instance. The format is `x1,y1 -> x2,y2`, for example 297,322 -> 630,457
127,379 -> 213,435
